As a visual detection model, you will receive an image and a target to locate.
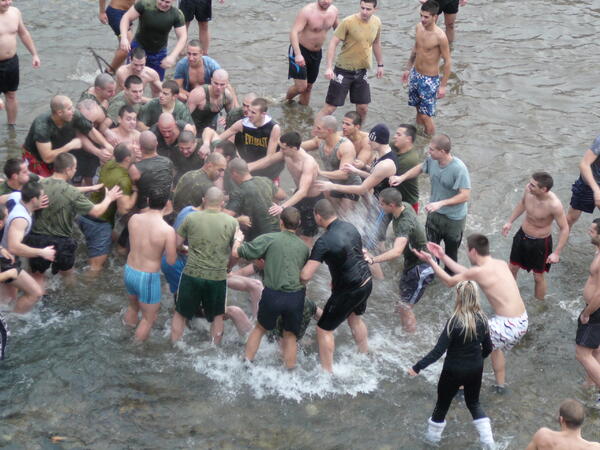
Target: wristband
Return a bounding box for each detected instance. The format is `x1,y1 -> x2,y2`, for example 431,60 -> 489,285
378,64 -> 384,67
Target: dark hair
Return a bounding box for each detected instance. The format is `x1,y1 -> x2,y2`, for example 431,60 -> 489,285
466,233 -> 490,256
189,188 -> 205,207
124,75 -> 143,89
251,98 -> 268,113
362,0 -> 377,6
118,104 -> 136,118
314,198 -> 336,220
4,158 -> 24,179
532,171 -> 553,191
21,180 -> 43,203
280,131 -> 301,149
131,47 -> 146,60
214,140 -> 237,160
53,153 -> 76,173
114,143 -> 131,163
379,187 -> 403,206
344,111 -> 362,127
162,80 -> 179,96
188,39 -> 202,49
148,188 -> 169,210
559,399 -> 585,429
398,124 -> 417,143
281,207 -> 301,230
421,0 -> 439,14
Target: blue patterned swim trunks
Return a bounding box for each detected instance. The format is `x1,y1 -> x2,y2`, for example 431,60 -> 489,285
408,68 -> 441,117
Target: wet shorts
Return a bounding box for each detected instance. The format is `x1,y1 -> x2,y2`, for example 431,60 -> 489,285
0,256 -> 21,283
179,0 -> 212,22
576,307 -> 600,349
161,253 -> 186,294
296,194 -> 324,237
70,149 -> 100,182
0,54 -> 19,93
569,176 -> 596,214
176,273 -> 226,322
489,311 -> 528,351
269,298 -> 317,341
22,148 -> 53,177
399,263 -> 435,305
24,232 -> 77,274
257,287 -> 305,337
124,264 -> 161,305
0,313 -> 7,361
325,66 -> 370,107
288,44 -> 322,85
408,67 -> 440,117
106,5 -> 129,37
437,0 -> 460,14
509,227 -> 552,273
130,40 -> 167,80
77,215 -> 112,258
318,278 -> 372,331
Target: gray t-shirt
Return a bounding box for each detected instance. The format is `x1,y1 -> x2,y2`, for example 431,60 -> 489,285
422,156 -> 470,220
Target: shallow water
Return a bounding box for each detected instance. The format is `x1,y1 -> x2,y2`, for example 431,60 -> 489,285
1,0 -> 600,448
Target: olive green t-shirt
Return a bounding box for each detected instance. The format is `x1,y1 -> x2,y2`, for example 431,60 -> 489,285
107,91 -> 142,126
139,98 -> 194,129
237,231 -> 309,292
134,0 -> 185,53
90,160 -> 133,225
334,14 -> 382,71
0,173 -> 40,196
391,203 -> 427,271
177,209 -> 238,280
173,169 -> 212,212
226,176 -> 280,241
32,178 -> 94,238
391,145 -> 421,206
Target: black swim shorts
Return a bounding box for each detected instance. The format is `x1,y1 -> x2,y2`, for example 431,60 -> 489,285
325,67 -> 370,107
0,256 -> 21,283
576,308 -> 600,349
257,287 -> 305,337
317,279 -> 372,331
288,44 -> 323,85
0,54 -> 19,93
179,0 -> 212,22
24,232 -> 78,274
570,176 -> 596,214
296,194 -> 324,237
70,149 -> 100,182
437,0 -> 460,15
509,227 -> 552,274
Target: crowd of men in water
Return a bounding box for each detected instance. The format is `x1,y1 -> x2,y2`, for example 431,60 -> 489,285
0,0 -> 598,447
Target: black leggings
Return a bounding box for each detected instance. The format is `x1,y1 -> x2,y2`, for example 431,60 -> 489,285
431,366 -> 487,423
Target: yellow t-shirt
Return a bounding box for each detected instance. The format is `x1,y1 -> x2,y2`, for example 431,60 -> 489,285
334,14 -> 382,71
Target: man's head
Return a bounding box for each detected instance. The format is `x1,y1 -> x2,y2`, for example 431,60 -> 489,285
50,95 -> 75,122
130,47 -> 147,75
118,104 -> 138,131
210,69 -> 229,97
0,1 -> 13,14
281,207 -> 301,231
114,143 -> 133,166
279,131 -> 302,156
466,233 -> 490,263
53,153 -> 77,178
203,152 -> 227,181
124,75 -> 144,105
394,124 -> 416,151
248,98 -> 268,126
157,113 -> 179,142
177,130 -> 197,157
21,180 -> 43,206
148,187 -> 169,210
528,172 -> 553,194
228,157 -> 250,184
242,93 -> 258,117
186,39 -> 203,66
156,0 -> 174,12
78,99 -> 104,124
203,186 -> 224,208
379,187 -> 403,213
94,73 -> 116,101
3,158 -> 30,187
589,219 -> 600,246
359,0 -> 377,21
139,130 -> 158,155
317,0 -> 333,11
368,123 -> 390,149
420,0 -> 439,27
342,111 -> 362,137
314,115 -> 337,139
558,399 -> 585,430
159,80 -> 179,106
213,140 -> 237,161
314,198 -> 336,225
428,134 -> 451,160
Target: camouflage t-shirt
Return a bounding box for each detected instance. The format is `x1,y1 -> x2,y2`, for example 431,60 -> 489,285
173,169 -> 212,212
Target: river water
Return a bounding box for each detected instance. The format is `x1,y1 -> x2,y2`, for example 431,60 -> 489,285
1,0 -> 599,448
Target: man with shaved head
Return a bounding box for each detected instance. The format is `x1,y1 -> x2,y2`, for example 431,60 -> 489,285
174,39 -> 222,101
187,68 -> 236,136
173,151 -> 226,212
149,112 -> 195,158
80,73 -> 117,113
171,130 -> 203,183
138,80 -> 194,131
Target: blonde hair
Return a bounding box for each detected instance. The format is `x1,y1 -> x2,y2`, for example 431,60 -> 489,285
447,281 -> 488,342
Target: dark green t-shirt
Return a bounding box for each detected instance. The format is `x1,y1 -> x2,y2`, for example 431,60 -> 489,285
391,145 -> 420,206
106,92 -> 142,126
32,178 -> 94,238
391,202 -> 427,271
139,98 -> 194,128
134,0 -> 185,53
237,231 -> 309,292
0,174 -> 40,196
226,176 -> 279,241
173,169 -> 212,212
90,160 -> 133,225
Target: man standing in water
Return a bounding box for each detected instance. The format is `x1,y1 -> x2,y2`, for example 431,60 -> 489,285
301,198 -> 372,373
0,0 -> 40,125
414,233 -> 528,392
99,0 -> 135,72
419,0 -> 467,45
567,135 -> 600,230
286,0 -> 339,105
574,219 -> 600,396
502,172 -> 569,300
526,399 -> 600,449
402,0 -> 451,136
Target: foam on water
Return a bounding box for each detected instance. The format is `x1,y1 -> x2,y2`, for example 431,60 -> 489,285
557,295 -> 583,320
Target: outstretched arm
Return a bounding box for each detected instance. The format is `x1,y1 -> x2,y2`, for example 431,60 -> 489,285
501,193 -> 526,236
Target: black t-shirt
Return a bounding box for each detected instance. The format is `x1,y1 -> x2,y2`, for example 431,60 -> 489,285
134,155 -> 174,209
309,219 -> 371,291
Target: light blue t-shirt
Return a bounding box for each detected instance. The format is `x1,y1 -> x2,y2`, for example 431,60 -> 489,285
422,156 -> 471,220
174,56 -> 221,91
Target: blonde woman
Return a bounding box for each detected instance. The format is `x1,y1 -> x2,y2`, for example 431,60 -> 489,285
408,280 -> 495,448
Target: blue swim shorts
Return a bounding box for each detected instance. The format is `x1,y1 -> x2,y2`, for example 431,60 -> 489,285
124,264 -> 161,304
408,68 -> 440,117
106,6 -> 128,38
77,215 -> 113,258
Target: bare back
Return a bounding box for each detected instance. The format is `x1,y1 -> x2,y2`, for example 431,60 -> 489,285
286,149 -> 320,197
414,23 -> 446,77
298,3 -> 339,51
127,211 -> 175,272
522,191 -> 563,238
528,428 -> 600,450
0,7 -> 20,60
583,250 -> 600,306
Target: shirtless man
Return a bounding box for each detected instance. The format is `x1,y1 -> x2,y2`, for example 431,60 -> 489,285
179,0 -> 224,55
419,0 -> 467,45
0,0 -> 40,125
174,39 -> 221,101
526,399 -> 600,450
402,0 -> 451,136
124,188 -> 176,341
286,0 -> 339,105
342,111 -> 371,169
115,47 -> 162,100
303,115 -> 360,210
574,219 -> 600,395
248,131 -> 322,245
99,0 -> 135,72
187,69 -> 235,136
502,172 -> 569,300
414,233 -> 528,391
111,105 -> 141,160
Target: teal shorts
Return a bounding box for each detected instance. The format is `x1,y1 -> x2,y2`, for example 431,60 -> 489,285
176,273 -> 226,322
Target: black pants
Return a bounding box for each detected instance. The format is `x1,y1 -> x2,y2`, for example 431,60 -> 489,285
431,366 -> 486,422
